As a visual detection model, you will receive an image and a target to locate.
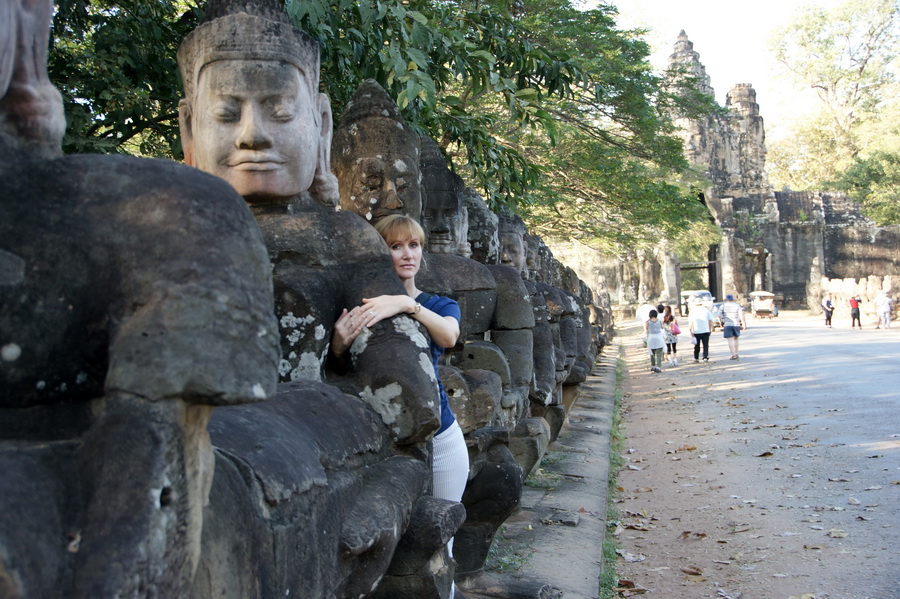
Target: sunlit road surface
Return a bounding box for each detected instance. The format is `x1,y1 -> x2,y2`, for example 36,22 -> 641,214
719,312 -> 899,449
621,310 -> 900,597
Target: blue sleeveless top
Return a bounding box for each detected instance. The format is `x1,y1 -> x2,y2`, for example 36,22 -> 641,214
417,292 -> 461,434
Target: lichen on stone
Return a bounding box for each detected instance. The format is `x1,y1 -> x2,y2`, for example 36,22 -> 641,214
393,316 -> 429,348
358,382 -> 404,425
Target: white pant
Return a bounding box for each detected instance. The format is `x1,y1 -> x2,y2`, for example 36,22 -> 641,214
432,419 -> 469,559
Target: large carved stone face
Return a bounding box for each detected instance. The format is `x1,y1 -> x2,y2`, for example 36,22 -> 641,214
340,151 -> 422,224
422,171 -> 467,255
186,60 -> 322,202
499,231 -> 527,276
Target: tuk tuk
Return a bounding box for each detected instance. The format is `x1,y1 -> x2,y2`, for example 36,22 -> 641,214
749,291 -> 778,318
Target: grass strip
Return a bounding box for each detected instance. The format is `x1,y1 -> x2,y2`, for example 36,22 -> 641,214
598,343 -> 627,598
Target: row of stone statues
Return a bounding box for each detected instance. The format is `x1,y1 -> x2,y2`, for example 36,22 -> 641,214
0,0 -> 610,597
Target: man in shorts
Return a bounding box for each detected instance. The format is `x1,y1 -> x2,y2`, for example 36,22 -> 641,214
720,294 -> 747,360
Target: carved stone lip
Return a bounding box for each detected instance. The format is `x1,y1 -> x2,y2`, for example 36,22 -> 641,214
428,239 -> 452,251
232,162 -> 281,171
229,154 -> 284,168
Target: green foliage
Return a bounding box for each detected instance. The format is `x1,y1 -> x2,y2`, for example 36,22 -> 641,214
766,113 -> 851,191
47,0 -> 717,246
523,467 -> 561,491
484,526 -> 533,573
509,0 -> 717,248
768,0 -> 900,192
286,0 -> 585,211
597,350 -> 627,599
49,0 -> 198,156
831,151 -> 900,224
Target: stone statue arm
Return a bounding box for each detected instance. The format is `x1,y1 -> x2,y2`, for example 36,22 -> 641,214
68,157 -> 281,595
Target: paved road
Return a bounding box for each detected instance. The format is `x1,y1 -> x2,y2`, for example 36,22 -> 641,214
617,311 -> 900,598
725,312 -> 900,448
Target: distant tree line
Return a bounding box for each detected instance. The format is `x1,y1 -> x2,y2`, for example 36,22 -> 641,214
768,0 -> 900,225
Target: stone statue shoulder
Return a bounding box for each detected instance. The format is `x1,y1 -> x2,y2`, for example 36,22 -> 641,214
0,153 -> 280,408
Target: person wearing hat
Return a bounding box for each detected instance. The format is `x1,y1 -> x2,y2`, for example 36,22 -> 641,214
688,296 -> 715,363
720,294 -> 747,360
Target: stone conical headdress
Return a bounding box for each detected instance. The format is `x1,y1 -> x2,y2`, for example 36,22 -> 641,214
178,0 -> 320,101
332,79 -> 420,166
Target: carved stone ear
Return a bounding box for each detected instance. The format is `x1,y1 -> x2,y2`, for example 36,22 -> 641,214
0,0 -> 65,155
178,99 -> 195,167
310,92 -> 339,207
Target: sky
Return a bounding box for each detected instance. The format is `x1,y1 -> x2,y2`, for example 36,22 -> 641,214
605,0 -> 842,141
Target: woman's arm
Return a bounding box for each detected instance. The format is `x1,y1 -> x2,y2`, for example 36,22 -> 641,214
338,294 -> 460,349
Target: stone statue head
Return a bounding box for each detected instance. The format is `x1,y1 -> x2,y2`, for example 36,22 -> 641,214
177,0 -> 338,206
331,79 -> 423,224
498,213 -> 528,277
420,136 -> 471,257
524,233 -> 544,281
462,187 -> 499,265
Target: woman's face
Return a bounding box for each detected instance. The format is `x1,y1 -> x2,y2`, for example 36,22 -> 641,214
387,235 -> 422,282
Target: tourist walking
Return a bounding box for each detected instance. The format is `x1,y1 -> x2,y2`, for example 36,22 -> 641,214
663,305 -> 680,366
688,297 -> 714,362
821,294 -> 834,328
850,295 -> 862,329
720,294 -> 747,360
875,292 -> 893,329
644,309 -> 666,372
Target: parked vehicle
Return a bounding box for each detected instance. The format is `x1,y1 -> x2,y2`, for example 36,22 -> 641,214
749,291 -> 778,318
680,290 -> 715,315
710,302 -> 724,330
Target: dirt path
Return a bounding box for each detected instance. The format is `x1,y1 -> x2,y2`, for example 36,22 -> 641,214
613,313 -> 900,599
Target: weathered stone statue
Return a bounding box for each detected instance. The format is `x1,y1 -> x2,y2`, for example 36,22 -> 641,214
420,136 -> 472,258
499,213 -> 530,275
0,0 -> 280,595
332,79 -> 423,224
463,187 -> 500,265
178,0 -> 437,441
178,1 -> 462,596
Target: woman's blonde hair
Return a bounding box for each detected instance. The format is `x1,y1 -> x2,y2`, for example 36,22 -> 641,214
375,214 -> 426,246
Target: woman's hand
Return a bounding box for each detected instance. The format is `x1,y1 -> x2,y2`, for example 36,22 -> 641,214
353,295 -> 416,328
331,308 -> 368,356
332,295 -> 416,357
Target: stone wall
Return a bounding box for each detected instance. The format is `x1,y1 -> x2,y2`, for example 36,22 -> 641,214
817,275 -> 898,326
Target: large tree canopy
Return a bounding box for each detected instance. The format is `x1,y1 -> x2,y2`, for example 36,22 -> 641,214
48,0 -> 716,248
768,0 -> 900,224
